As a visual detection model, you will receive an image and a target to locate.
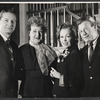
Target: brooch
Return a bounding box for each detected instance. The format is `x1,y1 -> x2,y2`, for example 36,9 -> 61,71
57,50 -> 70,63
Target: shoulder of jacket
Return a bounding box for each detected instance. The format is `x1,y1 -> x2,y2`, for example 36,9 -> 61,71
19,43 -> 29,50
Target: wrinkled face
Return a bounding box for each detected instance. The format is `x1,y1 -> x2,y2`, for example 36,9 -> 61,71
29,24 -> 43,45
60,28 -> 72,48
0,12 -> 16,39
78,21 -> 97,43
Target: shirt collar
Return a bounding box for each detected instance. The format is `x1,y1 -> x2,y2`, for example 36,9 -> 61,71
0,32 -> 9,42
92,34 -> 99,45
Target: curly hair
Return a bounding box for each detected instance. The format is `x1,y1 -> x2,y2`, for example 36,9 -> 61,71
57,22 -> 78,43
27,16 -> 47,34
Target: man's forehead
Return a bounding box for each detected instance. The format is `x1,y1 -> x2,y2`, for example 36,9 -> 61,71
81,21 -> 91,26
2,12 -> 16,19
78,21 -> 91,28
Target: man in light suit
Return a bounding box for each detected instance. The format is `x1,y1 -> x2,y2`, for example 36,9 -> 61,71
0,9 -> 18,97
77,16 -> 100,97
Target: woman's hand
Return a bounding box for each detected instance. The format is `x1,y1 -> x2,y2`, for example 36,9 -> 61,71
50,67 -> 61,79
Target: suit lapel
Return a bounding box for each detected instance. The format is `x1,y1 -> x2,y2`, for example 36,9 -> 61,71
91,36 -> 100,63
0,35 -> 14,71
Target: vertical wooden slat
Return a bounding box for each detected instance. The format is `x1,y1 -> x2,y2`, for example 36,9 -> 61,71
57,3 -> 59,7
44,12 -> 46,22
31,4 -> 33,11
92,3 -> 94,16
56,3 -> 57,7
57,10 -> 60,47
32,4 -> 34,17
34,4 -> 36,11
36,4 -> 38,10
70,15 -> 72,24
76,4 -> 77,11
48,4 -> 50,8
44,12 -> 47,44
64,8 -> 66,23
32,4 -> 34,11
47,4 -> 48,9
43,4 -> 45,9
47,12 -> 50,45
50,11 -> 53,46
50,4 -> 51,8
86,3 -> 88,15
39,13 -> 41,17
58,3 -> 60,7
98,3 -> 100,14
57,10 -> 59,26
33,3 -> 34,17
73,4 -> 76,11
39,4 -> 41,10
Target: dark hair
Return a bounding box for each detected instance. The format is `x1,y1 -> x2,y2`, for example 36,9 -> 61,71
0,8 -> 17,20
57,22 -> 77,43
27,16 -> 47,34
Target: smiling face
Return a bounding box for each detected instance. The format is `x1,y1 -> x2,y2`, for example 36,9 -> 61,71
0,12 -> 16,39
78,21 -> 98,43
60,28 -> 73,49
29,24 -> 44,45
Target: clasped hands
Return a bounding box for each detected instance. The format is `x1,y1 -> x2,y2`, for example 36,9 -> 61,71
50,67 -> 60,79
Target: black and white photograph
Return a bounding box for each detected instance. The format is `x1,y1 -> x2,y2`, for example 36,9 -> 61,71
0,2 -> 100,100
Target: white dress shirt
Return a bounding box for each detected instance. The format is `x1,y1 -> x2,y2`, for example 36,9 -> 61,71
0,32 -> 8,42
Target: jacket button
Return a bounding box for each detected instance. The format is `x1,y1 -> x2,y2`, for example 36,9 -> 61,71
11,89 -> 13,91
11,58 -> 13,61
89,66 -> 91,68
69,84 -> 72,87
90,77 -> 92,79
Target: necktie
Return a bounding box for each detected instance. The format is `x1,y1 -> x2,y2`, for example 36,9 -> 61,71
88,42 -> 93,62
6,40 -> 14,71
6,40 -> 13,53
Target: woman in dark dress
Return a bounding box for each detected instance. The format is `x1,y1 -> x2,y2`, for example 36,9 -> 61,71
15,16 -> 57,98
50,23 -> 83,98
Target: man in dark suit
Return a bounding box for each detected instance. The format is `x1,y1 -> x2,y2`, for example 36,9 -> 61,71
0,9 -> 18,97
77,16 -> 100,97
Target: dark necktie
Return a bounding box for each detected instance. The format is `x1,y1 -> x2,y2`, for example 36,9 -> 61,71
6,40 -> 14,71
88,42 -> 93,62
6,40 -> 13,53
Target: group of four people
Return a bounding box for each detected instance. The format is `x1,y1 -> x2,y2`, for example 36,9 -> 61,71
0,8 -> 100,98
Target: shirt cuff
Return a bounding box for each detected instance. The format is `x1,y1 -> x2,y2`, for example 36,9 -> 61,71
59,74 -> 64,87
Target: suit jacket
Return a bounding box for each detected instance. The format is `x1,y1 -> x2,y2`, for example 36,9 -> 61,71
81,36 -> 100,97
53,45 -> 83,97
15,44 -> 56,98
0,35 -> 18,98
